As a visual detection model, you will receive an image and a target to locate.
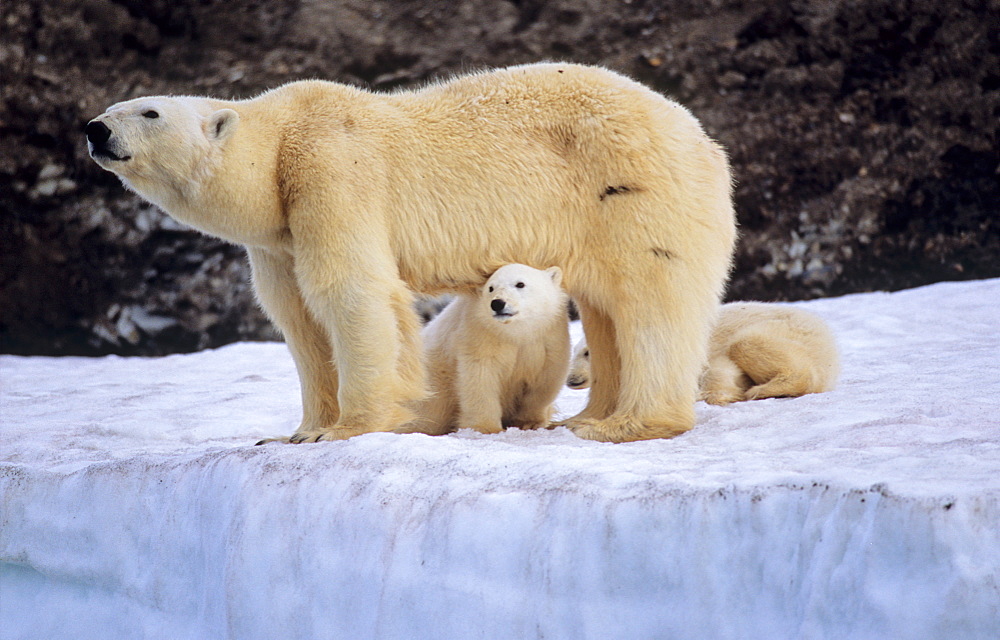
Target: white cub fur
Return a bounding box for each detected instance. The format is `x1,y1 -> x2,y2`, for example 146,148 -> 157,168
400,264 -> 571,435
566,341 -> 593,391
568,302 -> 839,404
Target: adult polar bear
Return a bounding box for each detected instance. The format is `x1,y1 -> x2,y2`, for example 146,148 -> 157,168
86,63 -> 736,443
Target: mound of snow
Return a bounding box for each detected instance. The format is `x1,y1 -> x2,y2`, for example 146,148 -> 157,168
2,279 -> 999,639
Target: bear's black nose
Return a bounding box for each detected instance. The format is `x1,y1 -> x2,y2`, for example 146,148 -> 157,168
491,299 -> 506,314
85,120 -> 111,145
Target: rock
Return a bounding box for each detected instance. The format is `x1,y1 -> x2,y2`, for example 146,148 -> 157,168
1,0 -> 997,355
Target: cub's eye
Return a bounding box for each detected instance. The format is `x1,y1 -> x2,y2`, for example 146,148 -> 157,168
142,110 -> 159,119
583,349 -> 590,358
488,286 -> 494,293
515,282 -> 525,288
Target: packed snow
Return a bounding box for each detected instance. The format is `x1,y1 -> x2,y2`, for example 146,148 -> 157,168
2,279 -> 999,639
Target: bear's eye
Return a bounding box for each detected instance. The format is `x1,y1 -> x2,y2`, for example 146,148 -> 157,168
515,282 -> 525,288
583,349 -> 590,358
142,110 -> 159,119
488,286 -> 494,293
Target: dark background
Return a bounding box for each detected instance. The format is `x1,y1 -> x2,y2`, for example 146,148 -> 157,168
2,0 -> 998,356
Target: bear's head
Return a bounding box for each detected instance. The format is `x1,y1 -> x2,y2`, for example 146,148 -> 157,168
85,96 -> 239,205
566,337 -> 592,389
479,264 -> 567,333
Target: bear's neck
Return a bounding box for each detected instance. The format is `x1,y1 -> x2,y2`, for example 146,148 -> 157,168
155,108 -> 288,249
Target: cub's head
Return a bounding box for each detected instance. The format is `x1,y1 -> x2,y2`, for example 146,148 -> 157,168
480,264 -> 567,330
85,96 -> 238,203
566,337 -> 591,390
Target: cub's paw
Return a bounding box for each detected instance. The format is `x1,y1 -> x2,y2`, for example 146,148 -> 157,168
466,422 -> 504,435
700,391 -> 741,406
511,419 -> 552,431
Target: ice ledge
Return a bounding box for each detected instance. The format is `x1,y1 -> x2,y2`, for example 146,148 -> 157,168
2,278 -> 1000,638
2,438 -> 999,640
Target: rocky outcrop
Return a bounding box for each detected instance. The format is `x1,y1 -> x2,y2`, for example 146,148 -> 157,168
2,0 -> 997,355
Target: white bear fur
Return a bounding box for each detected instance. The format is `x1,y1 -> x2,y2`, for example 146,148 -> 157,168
87,63 -> 736,443
398,264 -> 570,436
568,302 -> 839,404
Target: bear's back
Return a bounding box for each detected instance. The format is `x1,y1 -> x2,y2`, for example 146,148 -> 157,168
386,63 -> 703,169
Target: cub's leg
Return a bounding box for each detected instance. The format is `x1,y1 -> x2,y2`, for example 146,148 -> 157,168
729,334 -> 812,400
508,375 -> 560,431
247,248 -> 339,444
507,397 -> 554,431
455,358 -> 505,434
512,330 -> 571,430
699,355 -> 751,406
395,368 -> 457,436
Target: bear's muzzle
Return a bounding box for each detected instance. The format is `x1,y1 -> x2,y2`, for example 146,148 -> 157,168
86,119 -> 130,162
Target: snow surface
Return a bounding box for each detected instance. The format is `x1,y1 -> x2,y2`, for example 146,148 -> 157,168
2,279 -> 999,640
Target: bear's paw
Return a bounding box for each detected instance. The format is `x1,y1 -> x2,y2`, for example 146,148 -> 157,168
569,414 -> 692,443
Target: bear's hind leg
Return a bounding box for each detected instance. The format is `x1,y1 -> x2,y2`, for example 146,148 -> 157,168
570,268 -> 716,442
557,300 -> 619,426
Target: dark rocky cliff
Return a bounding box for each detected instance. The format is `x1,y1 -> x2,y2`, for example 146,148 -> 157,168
3,0 -> 997,355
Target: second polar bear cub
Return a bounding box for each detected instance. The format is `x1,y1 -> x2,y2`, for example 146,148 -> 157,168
401,264 -> 571,435
567,302 -> 839,405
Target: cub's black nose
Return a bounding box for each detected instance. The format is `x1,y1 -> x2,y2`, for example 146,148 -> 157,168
491,299 -> 506,313
85,120 -> 111,145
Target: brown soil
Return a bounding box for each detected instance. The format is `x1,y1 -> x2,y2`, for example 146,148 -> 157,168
2,0 -> 997,355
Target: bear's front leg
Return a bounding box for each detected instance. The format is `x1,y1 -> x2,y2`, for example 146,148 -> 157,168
292,237 -> 426,440
246,248 -> 340,444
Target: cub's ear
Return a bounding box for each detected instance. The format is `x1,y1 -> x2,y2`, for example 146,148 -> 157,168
545,266 -> 563,287
206,109 -> 239,142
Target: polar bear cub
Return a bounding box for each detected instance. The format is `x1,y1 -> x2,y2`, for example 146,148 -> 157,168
401,264 -> 571,435
568,302 -> 839,405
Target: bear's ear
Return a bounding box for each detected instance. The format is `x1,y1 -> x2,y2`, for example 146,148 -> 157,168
206,109 -> 239,142
545,266 -> 563,287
